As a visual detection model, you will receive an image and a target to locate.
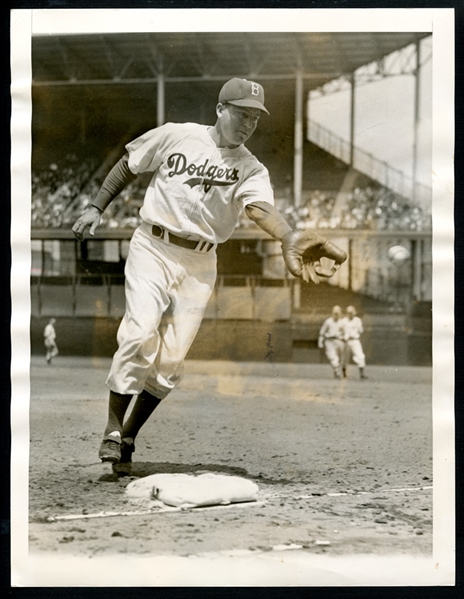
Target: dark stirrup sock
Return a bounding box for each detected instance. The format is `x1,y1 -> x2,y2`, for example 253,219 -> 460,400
103,391 -> 133,437
122,389 -> 162,440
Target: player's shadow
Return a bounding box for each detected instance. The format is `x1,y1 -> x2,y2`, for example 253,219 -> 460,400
99,461 -> 248,482
98,461 -> 294,484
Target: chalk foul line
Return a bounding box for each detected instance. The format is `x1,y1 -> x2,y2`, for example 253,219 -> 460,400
265,485 -> 433,501
43,486 -> 432,523
46,500 -> 266,522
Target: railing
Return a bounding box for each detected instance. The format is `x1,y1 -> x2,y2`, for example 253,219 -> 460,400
308,120 -> 432,209
31,233 -> 433,320
31,274 -> 294,321
30,229 -> 433,322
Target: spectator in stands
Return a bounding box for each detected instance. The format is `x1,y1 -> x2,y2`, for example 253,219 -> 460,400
31,154 -> 99,228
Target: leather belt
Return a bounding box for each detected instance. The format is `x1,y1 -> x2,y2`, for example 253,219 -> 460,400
151,224 -> 215,253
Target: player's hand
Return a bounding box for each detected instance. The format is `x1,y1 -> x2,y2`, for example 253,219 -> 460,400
72,206 -> 102,242
281,229 -> 347,284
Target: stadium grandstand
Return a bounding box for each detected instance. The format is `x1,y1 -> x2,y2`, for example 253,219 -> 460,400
30,32 -> 432,365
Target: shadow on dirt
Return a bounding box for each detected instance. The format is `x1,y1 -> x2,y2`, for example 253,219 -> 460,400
98,461 -> 297,485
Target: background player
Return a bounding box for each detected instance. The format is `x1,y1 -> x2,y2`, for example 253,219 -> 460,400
342,305 -> 367,379
72,78 -> 347,470
43,318 -> 58,365
318,305 -> 346,379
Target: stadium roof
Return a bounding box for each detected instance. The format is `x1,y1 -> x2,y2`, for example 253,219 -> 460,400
32,32 -> 430,89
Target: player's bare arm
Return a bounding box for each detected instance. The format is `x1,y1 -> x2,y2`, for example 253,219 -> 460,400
245,201 -> 348,284
72,153 -> 136,241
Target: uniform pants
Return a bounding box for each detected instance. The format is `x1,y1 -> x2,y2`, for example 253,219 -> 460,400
44,340 -> 58,360
345,339 -> 366,368
323,339 -> 345,370
106,223 -> 217,399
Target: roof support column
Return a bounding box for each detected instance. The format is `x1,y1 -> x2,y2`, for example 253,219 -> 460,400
157,55 -> 165,127
412,38 -> 421,204
349,71 -> 356,166
293,69 -> 304,208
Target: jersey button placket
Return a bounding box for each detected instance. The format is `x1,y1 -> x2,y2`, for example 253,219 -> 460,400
187,146 -> 220,238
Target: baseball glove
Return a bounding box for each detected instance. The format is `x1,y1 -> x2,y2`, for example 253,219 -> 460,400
281,230 -> 347,284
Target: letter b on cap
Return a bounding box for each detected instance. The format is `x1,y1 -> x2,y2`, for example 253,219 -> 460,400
250,82 -> 260,96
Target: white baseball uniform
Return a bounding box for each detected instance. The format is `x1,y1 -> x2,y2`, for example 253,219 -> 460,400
342,315 -> 366,368
318,316 -> 345,373
44,322 -> 58,362
106,122 -> 274,399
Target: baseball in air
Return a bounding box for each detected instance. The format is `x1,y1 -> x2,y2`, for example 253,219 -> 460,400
387,245 -> 411,266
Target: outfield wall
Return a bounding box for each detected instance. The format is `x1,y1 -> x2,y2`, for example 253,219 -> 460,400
30,313 -> 431,367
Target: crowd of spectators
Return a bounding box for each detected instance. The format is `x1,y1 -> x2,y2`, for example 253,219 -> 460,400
32,154 -> 100,229
32,158 -> 431,232
272,186 -> 431,232
31,154 -> 146,230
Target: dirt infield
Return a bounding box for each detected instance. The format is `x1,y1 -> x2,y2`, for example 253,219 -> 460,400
25,356 -> 436,585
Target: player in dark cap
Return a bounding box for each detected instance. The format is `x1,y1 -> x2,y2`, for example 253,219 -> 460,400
72,78 -> 347,471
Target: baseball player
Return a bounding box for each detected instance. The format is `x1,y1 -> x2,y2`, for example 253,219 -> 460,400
44,318 -> 59,364
318,306 -> 346,379
72,78 -> 347,471
342,305 -> 367,379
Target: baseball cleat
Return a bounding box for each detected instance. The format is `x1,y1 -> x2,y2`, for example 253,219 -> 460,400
112,438 -> 135,476
120,438 -> 135,463
98,438 -> 121,463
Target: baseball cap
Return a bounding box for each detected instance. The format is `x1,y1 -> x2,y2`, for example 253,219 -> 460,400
218,78 -> 270,115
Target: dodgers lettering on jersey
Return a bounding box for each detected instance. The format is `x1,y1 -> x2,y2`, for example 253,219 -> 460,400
167,153 -> 240,192
125,122 -> 274,244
